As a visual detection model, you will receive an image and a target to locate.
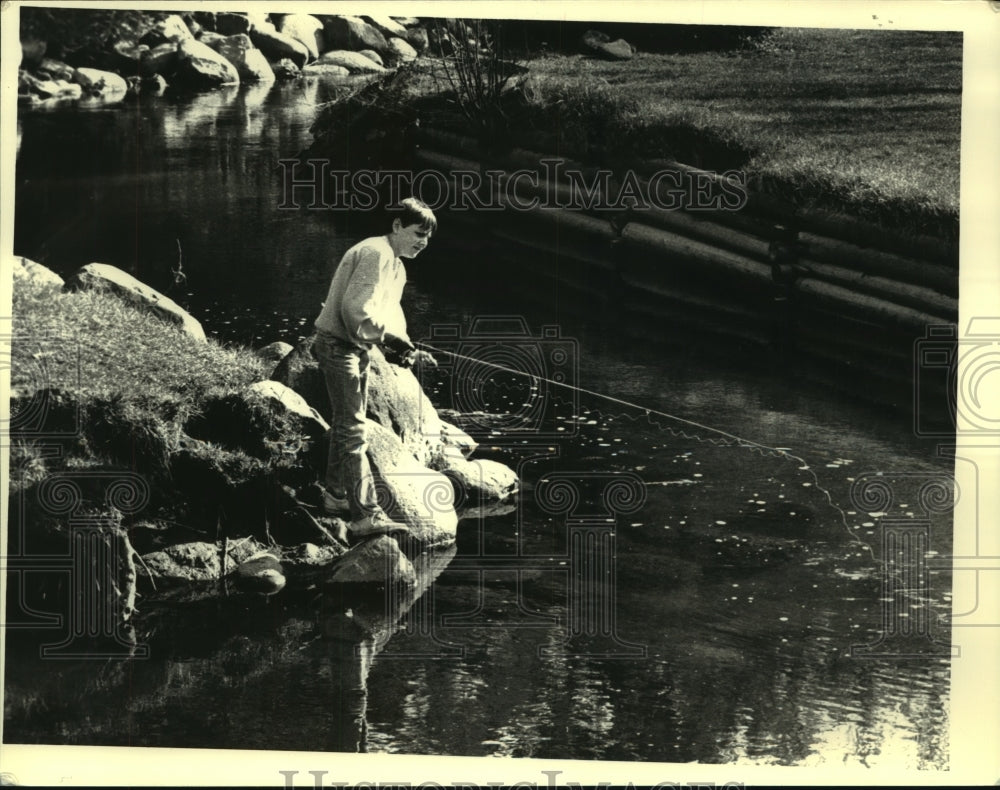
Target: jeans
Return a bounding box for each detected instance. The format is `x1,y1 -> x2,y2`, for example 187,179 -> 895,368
313,331 -> 380,522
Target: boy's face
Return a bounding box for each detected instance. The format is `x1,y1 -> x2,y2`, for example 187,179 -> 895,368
391,220 -> 433,259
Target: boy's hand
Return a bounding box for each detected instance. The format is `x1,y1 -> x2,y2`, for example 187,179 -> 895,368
403,349 -> 437,370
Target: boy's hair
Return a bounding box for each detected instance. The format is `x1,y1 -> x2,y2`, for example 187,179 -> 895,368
391,197 -> 438,233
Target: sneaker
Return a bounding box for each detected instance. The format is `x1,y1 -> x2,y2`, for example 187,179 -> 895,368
349,512 -> 409,540
321,489 -> 350,516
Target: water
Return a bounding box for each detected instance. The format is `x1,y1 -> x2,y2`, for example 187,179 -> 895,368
8,81 -> 952,768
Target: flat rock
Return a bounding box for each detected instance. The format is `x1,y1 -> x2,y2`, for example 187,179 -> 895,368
312,49 -> 385,74
63,262 -> 206,341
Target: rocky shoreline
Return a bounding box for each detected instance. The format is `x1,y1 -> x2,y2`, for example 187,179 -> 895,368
10,255 -> 518,630
18,11 -> 430,103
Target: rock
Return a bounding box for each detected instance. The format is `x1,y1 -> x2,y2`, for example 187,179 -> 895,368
440,419 -> 478,458
181,13 -> 203,39
198,31 -> 228,50
323,16 -> 389,54
365,15 -> 408,39
234,551 -> 286,594
442,457 -> 519,507
192,10 -> 218,31
217,12 -> 252,36
282,541 -> 347,570
366,346 -> 444,465
270,336 -> 328,417
365,420 -> 458,546
277,13 -> 325,61
140,43 -> 178,78
246,12 -> 272,33
72,68 -> 129,99
139,539 -> 265,583
312,50 -> 385,74
250,23 -> 310,69
36,58 -> 75,82
271,58 -> 301,80
140,15 -> 195,47
12,256 -> 64,288
175,38 -> 240,88
391,17 -> 422,29
20,39 -> 47,69
215,34 -> 274,83
385,38 -> 418,66
142,74 -> 168,95
301,63 -> 351,78
327,535 -> 415,586
246,380 -> 330,435
581,30 -> 635,61
64,263 -> 206,342
358,49 -> 384,68
109,40 -> 148,75
256,341 -> 294,366
19,72 -> 81,100
405,27 -> 429,54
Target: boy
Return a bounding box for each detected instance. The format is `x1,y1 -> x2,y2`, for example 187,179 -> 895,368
313,198 -> 438,539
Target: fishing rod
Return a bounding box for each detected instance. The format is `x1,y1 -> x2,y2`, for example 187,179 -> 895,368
414,339 -> 871,554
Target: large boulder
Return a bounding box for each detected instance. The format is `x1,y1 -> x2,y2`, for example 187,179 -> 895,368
215,34 -> 274,83
385,38 -> 418,66
327,535 -> 415,585
366,346 -> 444,466
12,256 -> 64,288
581,30 -> 635,61
270,336 -> 328,418
72,68 -> 129,99
140,15 -> 195,47
140,43 -> 178,78
323,16 -> 389,55
250,21 -> 310,68
19,72 -> 81,100
174,38 -> 240,88
63,263 -> 206,341
365,420 -> 458,547
277,14 -> 325,60
312,50 -> 385,74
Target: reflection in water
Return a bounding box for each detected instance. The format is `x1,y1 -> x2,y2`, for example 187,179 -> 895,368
9,81 -> 952,768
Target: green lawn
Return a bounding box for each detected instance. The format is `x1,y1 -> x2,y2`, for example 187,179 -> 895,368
424,27 -> 961,239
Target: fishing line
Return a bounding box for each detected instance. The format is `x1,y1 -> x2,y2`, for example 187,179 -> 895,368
416,340 -> 874,557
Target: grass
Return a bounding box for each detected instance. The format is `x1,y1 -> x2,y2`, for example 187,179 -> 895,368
8,276 -> 301,505
399,27 -> 961,240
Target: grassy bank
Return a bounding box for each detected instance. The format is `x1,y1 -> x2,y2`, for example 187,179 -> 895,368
8,276 -> 310,520
385,26 -> 961,242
